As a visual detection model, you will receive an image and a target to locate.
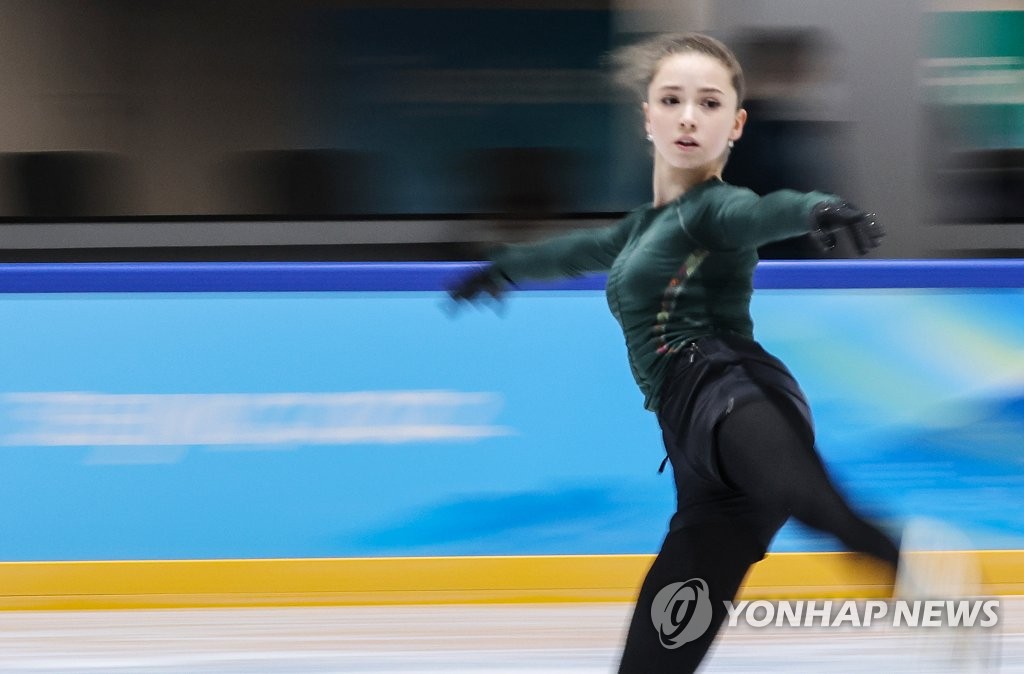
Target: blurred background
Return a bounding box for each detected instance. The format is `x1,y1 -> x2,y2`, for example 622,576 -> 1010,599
0,0 -> 1019,260
0,11 -> 1021,669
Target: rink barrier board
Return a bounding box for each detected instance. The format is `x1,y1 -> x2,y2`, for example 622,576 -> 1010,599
0,551 -> 1021,610
1,260 -> 1022,609
0,259 -> 1022,292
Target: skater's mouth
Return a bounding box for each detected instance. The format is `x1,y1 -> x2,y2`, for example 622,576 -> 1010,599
675,137 -> 699,148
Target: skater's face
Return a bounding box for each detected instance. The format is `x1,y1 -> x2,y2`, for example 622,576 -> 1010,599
643,52 -> 746,172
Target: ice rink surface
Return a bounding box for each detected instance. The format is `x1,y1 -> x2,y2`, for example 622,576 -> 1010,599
0,600 -> 1020,673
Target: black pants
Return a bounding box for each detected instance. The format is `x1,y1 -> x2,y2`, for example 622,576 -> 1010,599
619,338 -> 899,673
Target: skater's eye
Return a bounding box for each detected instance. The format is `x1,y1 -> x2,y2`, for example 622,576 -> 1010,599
660,95 -> 680,106
701,98 -> 722,109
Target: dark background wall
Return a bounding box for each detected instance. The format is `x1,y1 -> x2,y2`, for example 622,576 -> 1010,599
0,0 -> 1020,259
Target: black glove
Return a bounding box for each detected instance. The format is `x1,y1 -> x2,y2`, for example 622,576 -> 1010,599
811,201 -> 885,256
447,265 -> 511,305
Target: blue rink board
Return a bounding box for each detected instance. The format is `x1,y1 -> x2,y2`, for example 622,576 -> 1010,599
0,261 -> 1021,561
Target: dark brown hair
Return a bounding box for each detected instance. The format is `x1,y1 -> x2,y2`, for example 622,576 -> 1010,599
611,32 -> 745,109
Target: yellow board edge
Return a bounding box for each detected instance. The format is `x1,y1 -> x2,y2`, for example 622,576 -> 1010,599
0,551 -> 1021,610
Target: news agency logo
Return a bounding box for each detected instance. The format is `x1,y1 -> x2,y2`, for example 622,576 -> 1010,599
725,598 -> 1000,629
651,578 -> 1001,649
650,578 -> 714,648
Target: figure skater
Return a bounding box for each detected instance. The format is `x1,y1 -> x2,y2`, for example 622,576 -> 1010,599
449,32 -> 897,672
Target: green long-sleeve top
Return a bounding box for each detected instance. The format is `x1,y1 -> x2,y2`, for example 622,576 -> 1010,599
490,178 -> 837,412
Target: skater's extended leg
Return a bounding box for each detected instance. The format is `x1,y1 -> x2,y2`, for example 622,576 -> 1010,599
716,398 -> 899,567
